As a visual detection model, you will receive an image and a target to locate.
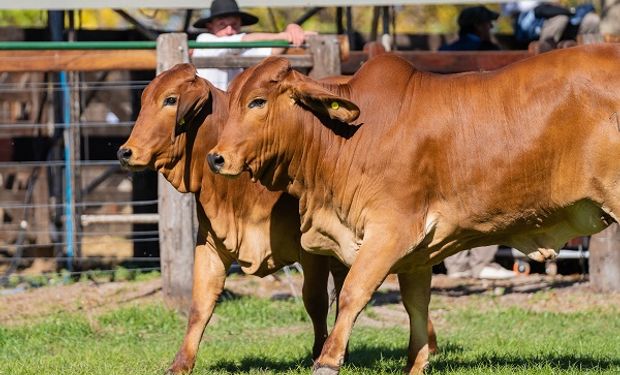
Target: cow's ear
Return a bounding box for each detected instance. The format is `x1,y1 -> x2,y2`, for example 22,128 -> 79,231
291,81 -> 360,125
174,77 -> 211,137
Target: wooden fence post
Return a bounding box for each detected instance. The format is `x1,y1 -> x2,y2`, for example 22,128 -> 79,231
156,33 -> 196,311
308,35 -> 341,79
589,224 -> 620,292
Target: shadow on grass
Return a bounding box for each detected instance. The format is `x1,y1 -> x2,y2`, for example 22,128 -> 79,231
429,353 -> 620,372
204,342 -> 620,373
431,278 -> 584,297
207,354 -> 311,373
369,278 -> 584,306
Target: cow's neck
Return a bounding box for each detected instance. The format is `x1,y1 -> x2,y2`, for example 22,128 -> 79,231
280,77 -> 415,265
194,89 -> 299,275
163,91 -> 226,193
159,131 -> 202,193
285,85 -> 399,220
273,110 -> 362,266
199,166 -> 297,275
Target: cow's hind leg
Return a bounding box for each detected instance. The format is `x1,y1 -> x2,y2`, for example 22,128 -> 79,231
299,252 -> 331,360
313,229 -> 409,374
427,315 -> 438,355
168,242 -> 231,374
398,267 -> 432,374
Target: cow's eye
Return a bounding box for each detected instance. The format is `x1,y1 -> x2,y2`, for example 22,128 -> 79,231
163,96 -> 177,106
248,98 -> 266,109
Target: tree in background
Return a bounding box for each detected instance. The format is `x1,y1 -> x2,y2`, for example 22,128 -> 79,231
0,2 -> 600,39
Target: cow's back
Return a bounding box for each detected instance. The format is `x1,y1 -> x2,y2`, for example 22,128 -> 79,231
395,45 -> 620,260
300,45 -> 620,265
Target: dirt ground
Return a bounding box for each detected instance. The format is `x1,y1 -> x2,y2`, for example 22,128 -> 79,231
2,272 -> 619,328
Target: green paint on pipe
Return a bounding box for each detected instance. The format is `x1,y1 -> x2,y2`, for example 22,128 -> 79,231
0,40 -> 292,50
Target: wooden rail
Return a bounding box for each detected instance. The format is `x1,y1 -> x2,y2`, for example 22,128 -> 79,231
192,55 -> 314,69
0,50 -> 157,72
0,49 -> 535,74
80,213 -> 159,226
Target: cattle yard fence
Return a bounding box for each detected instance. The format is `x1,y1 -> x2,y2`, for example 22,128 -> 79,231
0,36 -> 323,299
1,34 -> 617,302
0,67 -> 160,289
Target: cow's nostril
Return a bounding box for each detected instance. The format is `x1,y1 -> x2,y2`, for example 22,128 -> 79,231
207,153 -> 225,173
117,147 -> 133,162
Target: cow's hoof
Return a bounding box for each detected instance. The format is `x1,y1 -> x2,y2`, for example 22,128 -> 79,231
312,363 -> 340,375
166,363 -> 193,374
167,352 -> 195,374
403,361 -> 429,375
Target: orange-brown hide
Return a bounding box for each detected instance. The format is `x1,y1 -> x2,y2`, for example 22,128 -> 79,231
209,45 -> 620,374
119,64 -> 332,374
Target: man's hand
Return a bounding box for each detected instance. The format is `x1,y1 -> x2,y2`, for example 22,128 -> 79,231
281,23 -> 317,47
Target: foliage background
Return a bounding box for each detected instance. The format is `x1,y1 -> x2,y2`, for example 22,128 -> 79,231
0,1 -> 600,36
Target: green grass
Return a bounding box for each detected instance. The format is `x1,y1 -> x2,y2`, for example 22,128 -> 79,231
3,269 -> 161,289
1,295 -> 619,374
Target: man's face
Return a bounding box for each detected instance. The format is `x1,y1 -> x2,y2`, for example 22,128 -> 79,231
207,15 -> 242,36
474,21 -> 493,41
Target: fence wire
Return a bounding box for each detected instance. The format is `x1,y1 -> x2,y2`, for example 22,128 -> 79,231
0,70 -> 161,287
0,68 -> 303,294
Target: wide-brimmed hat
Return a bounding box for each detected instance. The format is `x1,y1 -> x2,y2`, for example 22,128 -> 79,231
193,0 -> 259,29
458,6 -> 499,28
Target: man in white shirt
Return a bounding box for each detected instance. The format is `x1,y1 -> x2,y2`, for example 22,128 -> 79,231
192,0 -> 315,90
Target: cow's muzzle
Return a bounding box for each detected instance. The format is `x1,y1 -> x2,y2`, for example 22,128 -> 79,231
207,153 -> 225,173
117,147 -> 133,167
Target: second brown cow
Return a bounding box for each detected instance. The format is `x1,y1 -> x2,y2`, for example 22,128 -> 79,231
209,45 -> 620,374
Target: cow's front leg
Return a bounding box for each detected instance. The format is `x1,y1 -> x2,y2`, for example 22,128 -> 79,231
328,257 -> 350,361
167,242 -> 231,374
398,267 -> 432,374
299,251 -> 331,360
313,230 -> 408,374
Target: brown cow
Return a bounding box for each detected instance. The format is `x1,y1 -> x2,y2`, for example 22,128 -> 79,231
118,64 -> 343,374
118,64 -> 437,373
208,44 -> 620,374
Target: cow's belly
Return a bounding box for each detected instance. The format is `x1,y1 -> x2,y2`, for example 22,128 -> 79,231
504,199 -> 611,261
411,199 -> 612,267
300,209 -> 361,267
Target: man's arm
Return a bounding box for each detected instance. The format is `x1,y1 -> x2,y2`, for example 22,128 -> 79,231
193,33 -> 245,58
241,23 -> 316,51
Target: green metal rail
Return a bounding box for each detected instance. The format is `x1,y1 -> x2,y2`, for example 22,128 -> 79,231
0,40 -> 293,50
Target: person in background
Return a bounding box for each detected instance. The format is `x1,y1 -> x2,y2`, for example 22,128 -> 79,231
507,1 -> 600,51
444,245 -> 516,279
192,0 -> 315,89
440,6 -> 501,51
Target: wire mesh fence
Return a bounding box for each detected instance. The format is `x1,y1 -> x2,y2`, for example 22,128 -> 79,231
0,69 -> 162,288
0,39 -> 319,297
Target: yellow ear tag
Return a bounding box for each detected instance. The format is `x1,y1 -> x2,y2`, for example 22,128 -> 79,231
178,119 -> 185,126
330,101 -> 340,110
